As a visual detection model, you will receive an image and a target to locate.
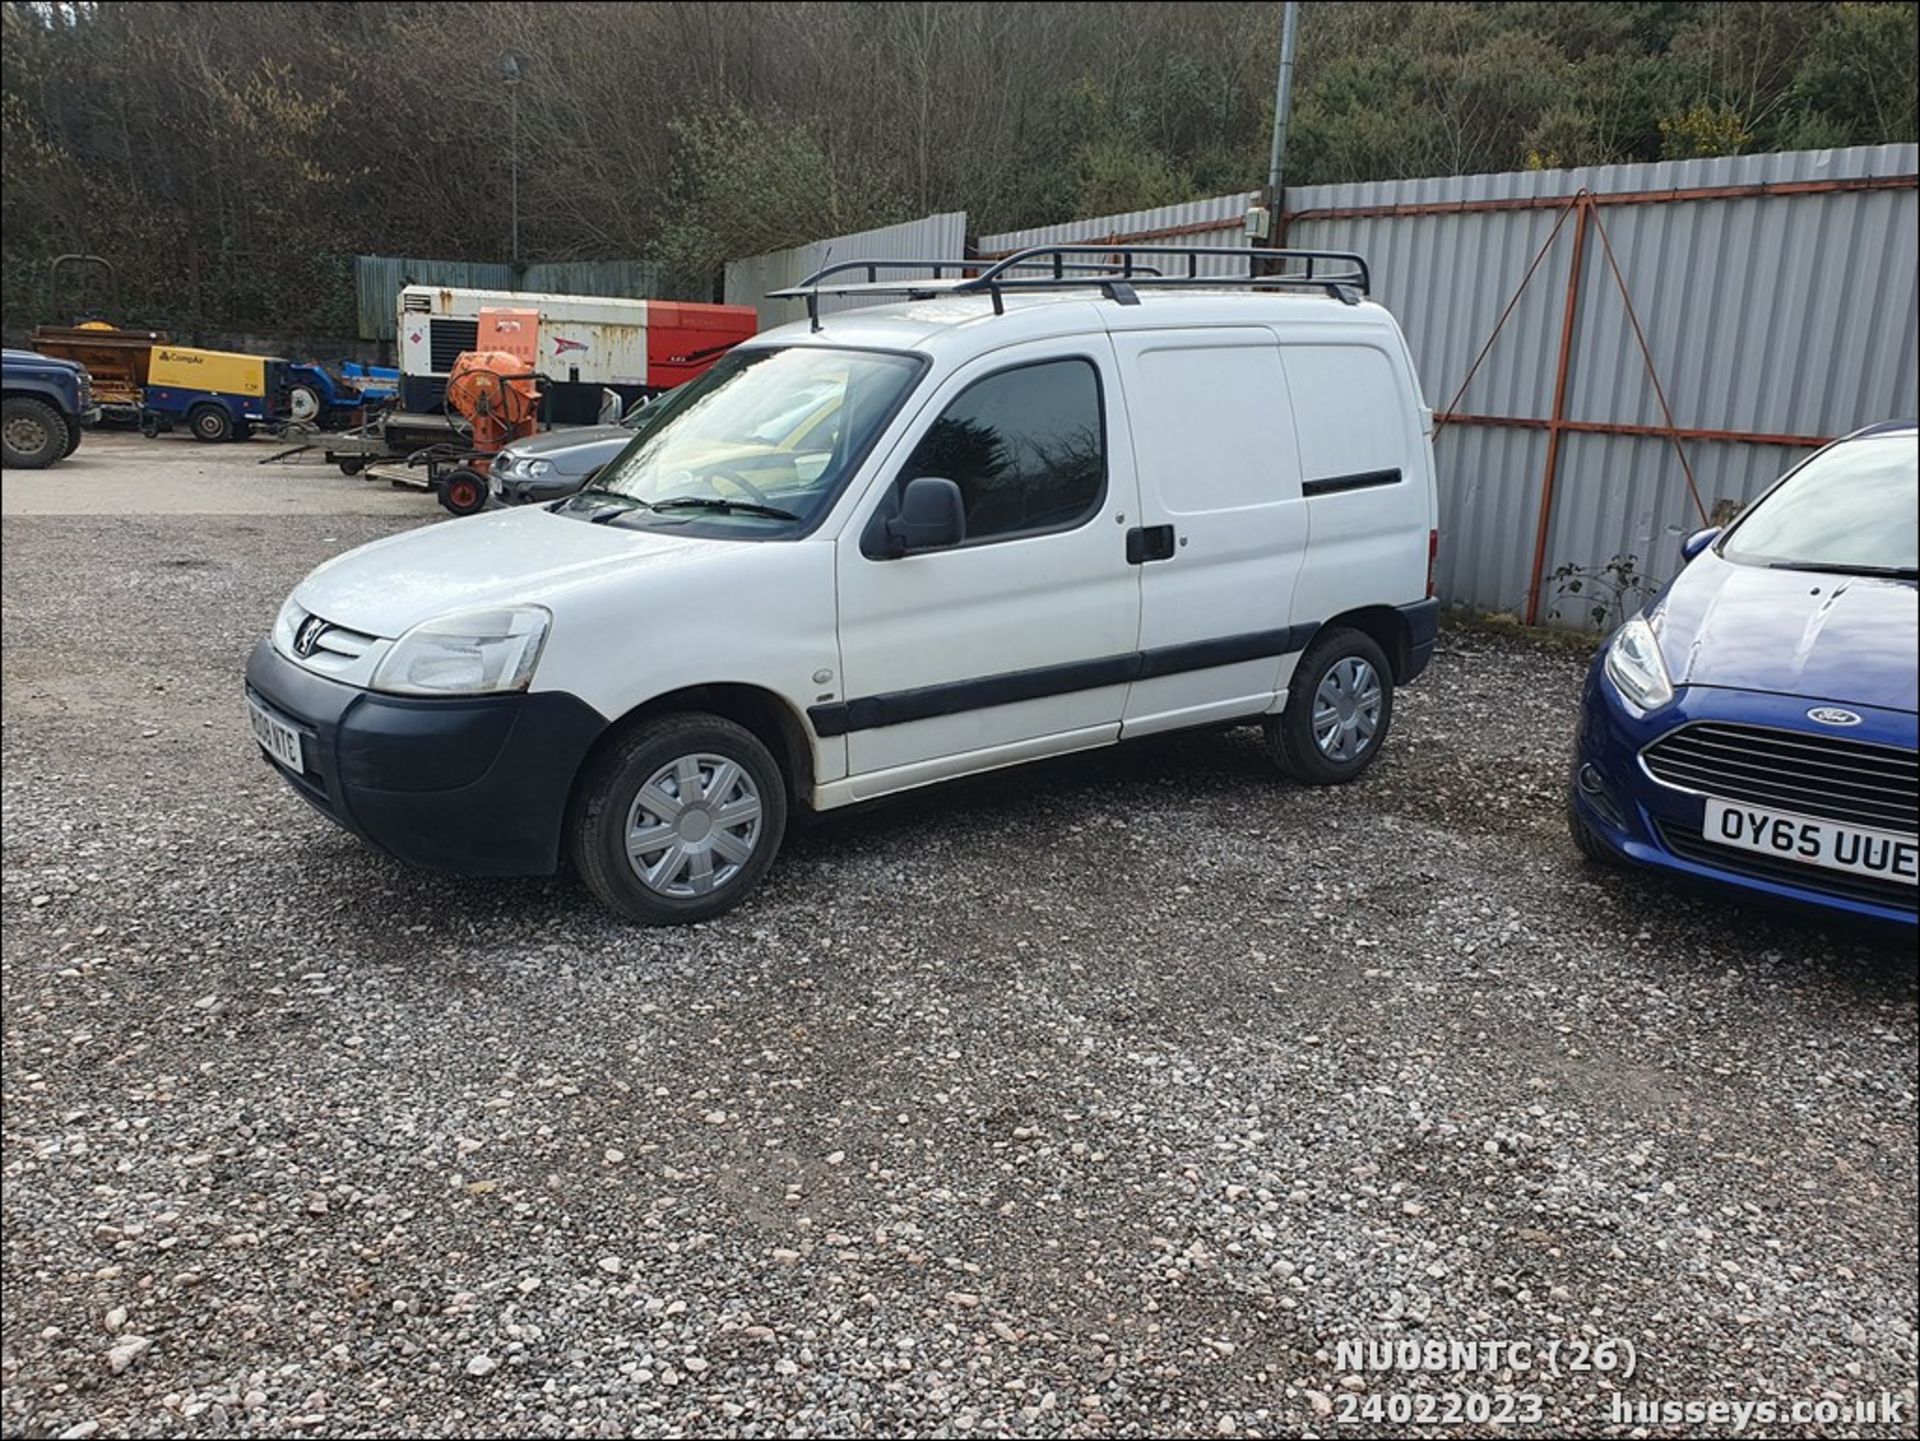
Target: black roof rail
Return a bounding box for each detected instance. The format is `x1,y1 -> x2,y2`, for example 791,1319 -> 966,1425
771,256 -> 1166,330
767,243 -> 1370,326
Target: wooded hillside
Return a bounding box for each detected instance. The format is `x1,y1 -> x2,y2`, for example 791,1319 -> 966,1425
3,2 -> 1914,335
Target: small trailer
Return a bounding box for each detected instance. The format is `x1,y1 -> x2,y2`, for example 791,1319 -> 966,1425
396,285 -> 756,424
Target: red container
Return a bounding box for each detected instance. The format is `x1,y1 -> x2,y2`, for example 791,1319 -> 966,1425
646,302 -> 758,388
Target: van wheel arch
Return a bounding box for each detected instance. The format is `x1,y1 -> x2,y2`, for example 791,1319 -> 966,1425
566,683 -> 817,825
1303,604 -> 1414,683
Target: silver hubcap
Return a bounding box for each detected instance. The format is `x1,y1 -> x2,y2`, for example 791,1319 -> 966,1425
1312,656 -> 1383,761
624,753 -> 762,897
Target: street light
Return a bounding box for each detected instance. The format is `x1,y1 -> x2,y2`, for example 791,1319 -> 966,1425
499,54 -> 523,265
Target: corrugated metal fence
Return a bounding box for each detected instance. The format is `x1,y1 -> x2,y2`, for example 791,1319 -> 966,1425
1280,144 -> 1919,621
354,256 -> 672,341
723,214 -> 967,330
980,193 -> 1259,274
729,146 -> 1916,627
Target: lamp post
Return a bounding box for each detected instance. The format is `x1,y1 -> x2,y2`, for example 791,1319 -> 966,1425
1266,1 -> 1300,204
499,54 -> 522,265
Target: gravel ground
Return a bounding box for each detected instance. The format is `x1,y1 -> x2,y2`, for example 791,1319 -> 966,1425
2,460 -> 1915,1438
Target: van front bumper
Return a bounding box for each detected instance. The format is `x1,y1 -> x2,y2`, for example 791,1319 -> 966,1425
244,639 -> 605,876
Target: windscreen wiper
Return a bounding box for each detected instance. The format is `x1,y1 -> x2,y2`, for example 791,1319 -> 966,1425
652,495 -> 801,522
563,490 -> 655,524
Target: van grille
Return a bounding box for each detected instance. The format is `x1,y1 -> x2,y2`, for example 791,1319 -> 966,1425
1642,722 -> 1918,834
288,607 -> 380,676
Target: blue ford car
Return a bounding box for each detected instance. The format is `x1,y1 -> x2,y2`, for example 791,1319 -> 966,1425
1569,420 -> 1918,929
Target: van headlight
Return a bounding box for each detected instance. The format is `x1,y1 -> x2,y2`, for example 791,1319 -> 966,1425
371,606 -> 551,696
1604,615 -> 1673,711
272,595 -> 304,656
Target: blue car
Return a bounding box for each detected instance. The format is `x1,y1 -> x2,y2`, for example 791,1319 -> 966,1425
1569,420 -> 1917,929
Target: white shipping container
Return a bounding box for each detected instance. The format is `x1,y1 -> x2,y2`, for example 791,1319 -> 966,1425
397,285 -> 651,390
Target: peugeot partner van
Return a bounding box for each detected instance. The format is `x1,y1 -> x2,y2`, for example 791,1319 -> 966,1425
246,247 -> 1440,925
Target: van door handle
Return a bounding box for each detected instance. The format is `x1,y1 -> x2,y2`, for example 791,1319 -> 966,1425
1125,524 -> 1176,564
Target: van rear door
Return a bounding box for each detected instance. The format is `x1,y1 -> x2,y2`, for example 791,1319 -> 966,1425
1277,336 -> 1430,621
1109,329 -> 1311,736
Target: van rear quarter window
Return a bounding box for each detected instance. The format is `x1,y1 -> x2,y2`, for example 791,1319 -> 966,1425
1282,344 -> 1410,484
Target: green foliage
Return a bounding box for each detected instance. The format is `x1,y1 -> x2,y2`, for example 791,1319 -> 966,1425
653,108 -> 896,289
2,1 -> 1914,339
1549,553 -> 1660,629
1659,100 -> 1757,157
1782,1 -> 1920,144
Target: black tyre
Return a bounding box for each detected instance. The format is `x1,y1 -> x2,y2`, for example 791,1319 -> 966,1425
337,456 -> 365,476
1566,790 -> 1615,865
569,712 -> 788,926
138,411 -> 163,439
1265,627 -> 1396,785
62,418 -> 83,457
188,403 -> 234,442
437,466 -> 488,515
2,396 -> 66,469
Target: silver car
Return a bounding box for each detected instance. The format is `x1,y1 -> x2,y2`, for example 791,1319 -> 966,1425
489,397 -> 662,506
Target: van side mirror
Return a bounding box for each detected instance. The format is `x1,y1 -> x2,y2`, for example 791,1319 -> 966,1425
1680,526 -> 1721,562
880,476 -> 965,557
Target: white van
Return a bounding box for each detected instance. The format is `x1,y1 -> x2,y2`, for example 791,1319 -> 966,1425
247,247 -> 1440,925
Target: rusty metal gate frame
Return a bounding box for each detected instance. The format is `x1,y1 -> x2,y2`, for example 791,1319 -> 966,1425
1417,189 -> 1710,623
1279,172 -> 1920,622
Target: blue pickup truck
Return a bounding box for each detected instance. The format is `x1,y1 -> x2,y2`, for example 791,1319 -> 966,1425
3,348 -> 100,468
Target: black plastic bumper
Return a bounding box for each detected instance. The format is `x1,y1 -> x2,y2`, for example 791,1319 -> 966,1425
1397,597 -> 1441,683
245,639 -> 606,876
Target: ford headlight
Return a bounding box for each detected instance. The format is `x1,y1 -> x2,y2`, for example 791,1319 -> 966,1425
1604,615 -> 1673,711
371,606 -> 551,696
272,595 -> 304,656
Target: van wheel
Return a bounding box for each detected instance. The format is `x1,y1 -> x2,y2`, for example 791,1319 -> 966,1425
570,712 -> 788,926
2,397 -> 65,468
1266,627 -> 1395,785
437,467 -> 488,515
188,404 -> 233,442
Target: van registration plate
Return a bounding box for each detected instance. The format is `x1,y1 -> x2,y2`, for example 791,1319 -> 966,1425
248,697 -> 305,773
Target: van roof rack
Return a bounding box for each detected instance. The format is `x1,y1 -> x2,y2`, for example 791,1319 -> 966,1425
769,244 -> 1370,329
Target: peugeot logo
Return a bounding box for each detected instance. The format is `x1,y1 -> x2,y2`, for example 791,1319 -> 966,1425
293,614 -> 330,659
1807,706 -> 1862,727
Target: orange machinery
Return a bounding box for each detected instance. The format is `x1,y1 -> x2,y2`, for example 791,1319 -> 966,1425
422,345 -> 543,515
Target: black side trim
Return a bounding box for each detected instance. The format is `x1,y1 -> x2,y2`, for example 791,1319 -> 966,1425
808,624 -> 1319,737
1302,467 -> 1401,498
1138,625 -> 1316,679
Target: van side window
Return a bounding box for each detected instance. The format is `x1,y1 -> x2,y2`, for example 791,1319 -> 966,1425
899,358 -> 1105,543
